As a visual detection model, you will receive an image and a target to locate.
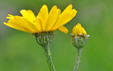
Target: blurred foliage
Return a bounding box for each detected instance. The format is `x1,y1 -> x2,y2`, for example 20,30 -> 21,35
0,0 -> 113,71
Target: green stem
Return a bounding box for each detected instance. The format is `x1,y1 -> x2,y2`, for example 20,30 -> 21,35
74,48 -> 82,71
43,45 -> 56,71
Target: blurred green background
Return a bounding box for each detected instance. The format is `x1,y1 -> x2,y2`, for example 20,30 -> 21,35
0,0 -> 113,71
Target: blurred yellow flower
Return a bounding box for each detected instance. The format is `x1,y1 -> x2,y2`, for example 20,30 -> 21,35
72,23 -> 87,37
4,4 -> 77,34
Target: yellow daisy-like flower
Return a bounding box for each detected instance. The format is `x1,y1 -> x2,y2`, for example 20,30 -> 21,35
4,4 -> 77,34
72,23 -> 87,37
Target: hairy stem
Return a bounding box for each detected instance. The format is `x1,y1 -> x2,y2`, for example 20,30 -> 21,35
74,48 -> 82,71
43,45 -> 56,71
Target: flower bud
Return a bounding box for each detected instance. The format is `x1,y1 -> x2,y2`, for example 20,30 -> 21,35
71,23 -> 89,48
71,35 -> 87,48
35,32 -> 54,46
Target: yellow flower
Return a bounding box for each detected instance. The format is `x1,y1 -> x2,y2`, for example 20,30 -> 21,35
4,4 -> 77,34
72,23 -> 87,37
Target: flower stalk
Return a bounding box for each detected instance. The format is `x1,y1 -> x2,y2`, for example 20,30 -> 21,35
74,48 -> 82,71
43,45 -> 56,71
35,32 -> 55,71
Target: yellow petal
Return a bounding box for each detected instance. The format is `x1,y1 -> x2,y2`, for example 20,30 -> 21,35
33,18 -> 42,32
7,14 -> 14,17
20,10 -> 35,22
6,14 -> 14,19
60,4 -> 72,17
69,9 -> 77,18
72,23 -> 87,36
4,22 -> 32,33
46,6 -> 61,31
57,9 -> 61,17
81,26 -> 87,36
14,16 -> 38,33
37,5 -> 48,31
52,13 -> 71,30
72,23 -> 80,35
4,17 -> 33,33
55,10 -> 77,29
58,26 -> 68,34
6,17 -> 12,19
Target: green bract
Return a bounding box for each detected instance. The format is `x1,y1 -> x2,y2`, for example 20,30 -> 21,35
35,32 -> 54,47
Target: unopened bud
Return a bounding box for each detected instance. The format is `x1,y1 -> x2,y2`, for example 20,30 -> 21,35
71,23 -> 89,48
71,34 -> 87,48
